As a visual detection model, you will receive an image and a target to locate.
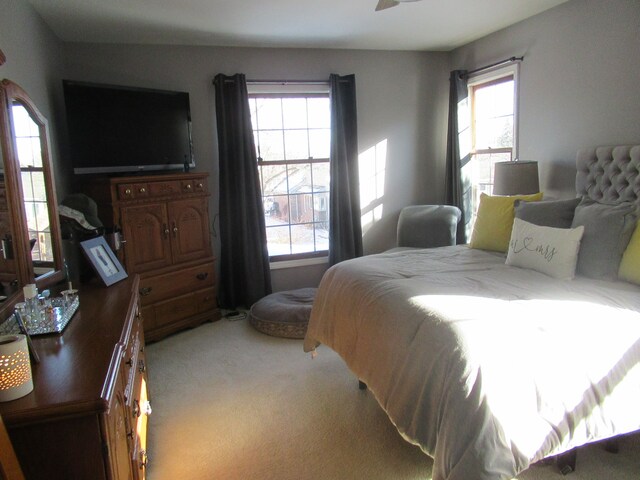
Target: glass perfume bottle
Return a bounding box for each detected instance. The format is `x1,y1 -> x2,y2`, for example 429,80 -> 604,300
23,283 -> 41,328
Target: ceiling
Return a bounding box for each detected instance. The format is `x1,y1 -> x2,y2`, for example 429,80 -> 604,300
28,0 -> 570,51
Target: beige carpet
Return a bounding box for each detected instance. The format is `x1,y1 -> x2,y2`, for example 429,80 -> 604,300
145,318 -> 640,480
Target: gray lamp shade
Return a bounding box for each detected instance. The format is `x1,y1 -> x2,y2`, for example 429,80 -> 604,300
492,161 -> 540,195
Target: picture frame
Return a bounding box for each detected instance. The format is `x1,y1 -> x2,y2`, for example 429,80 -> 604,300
80,236 -> 128,287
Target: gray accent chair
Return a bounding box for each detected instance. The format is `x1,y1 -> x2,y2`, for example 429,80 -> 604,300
392,205 -> 462,250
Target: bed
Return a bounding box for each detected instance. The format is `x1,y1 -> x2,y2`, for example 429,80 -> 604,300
303,145 -> 640,480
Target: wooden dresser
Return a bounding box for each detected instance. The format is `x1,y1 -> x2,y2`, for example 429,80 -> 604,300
84,172 -> 221,342
0,276 -> 149,480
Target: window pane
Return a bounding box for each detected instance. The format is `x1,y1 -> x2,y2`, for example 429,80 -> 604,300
474,80 -> 514,119
258,130 -> 284,161
21,172 -> 34,199
284,130 -> 309,160
255,98 -> 282,129
248,98 -> 257,129
282,98 -> 308,129
314,223 -> 329,251
29,171 -> 47,202
308,98 -> 330,129
312,163 -> 329,193
289,193 -> 314,224
266,225 -> 291,256
15,137 -> 42,168
309,128 -> 330,159
474,117 -> 513,150
261,164 -> 288,196
313,192 -> 329,224
288,163 -> 312,194
290,224 -> 315,254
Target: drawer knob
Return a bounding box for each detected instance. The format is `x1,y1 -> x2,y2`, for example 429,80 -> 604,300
186,184 -> 192,190
196,272 -> 209,280
139,187 -> 146,193
138,359 -> 146,374
133,399 -> 141,417
125,188 -> 132,195
140,287 -> 152,296
197,183 -> 204,189
126,357 -> 133,367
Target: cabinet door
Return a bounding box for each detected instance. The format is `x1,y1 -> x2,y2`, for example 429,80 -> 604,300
167,198 -> 211,264
103,391 -> 134,480
121,203 -> 172,273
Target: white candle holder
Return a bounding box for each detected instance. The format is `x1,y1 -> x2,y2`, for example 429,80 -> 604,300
0,334 -> 34,402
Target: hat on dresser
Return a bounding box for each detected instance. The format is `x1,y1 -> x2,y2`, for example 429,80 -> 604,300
60,194 -> 103,230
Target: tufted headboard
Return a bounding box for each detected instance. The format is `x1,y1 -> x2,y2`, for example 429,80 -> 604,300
576,145 -> 640,204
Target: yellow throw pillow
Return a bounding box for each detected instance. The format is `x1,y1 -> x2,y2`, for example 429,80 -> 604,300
469,192 -> 544,252
619,221 -> 640,284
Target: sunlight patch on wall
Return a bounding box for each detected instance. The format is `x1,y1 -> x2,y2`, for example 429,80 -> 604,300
359,139 -> 387,233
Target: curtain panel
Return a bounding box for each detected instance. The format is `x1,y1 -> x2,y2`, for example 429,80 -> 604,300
329,73 -> 363,266
213,73 -> 272,309
444,70 -> 472,244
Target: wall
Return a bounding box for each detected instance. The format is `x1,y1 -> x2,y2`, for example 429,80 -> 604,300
450,0 -> 640,199
62,44 -> 450,289
0,0 -> 66,194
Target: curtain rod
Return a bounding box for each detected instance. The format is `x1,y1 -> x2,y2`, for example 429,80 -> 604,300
463,56 -> 524,78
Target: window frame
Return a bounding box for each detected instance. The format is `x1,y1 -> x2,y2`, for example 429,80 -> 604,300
464,63 -> 520,229
247,83 -> 331,266
467,62 -> 520,164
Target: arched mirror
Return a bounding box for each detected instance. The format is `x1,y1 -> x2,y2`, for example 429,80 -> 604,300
0,79 -> 64,318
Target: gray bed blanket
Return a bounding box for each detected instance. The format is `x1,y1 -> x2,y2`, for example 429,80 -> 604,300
304,245 -> 640,480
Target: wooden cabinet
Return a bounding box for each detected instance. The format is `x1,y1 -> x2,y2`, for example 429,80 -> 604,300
0,276 -> 150,480
85,173 -> 221,342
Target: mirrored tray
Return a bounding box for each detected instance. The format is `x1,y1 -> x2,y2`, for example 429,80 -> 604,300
0,296 -> 79,336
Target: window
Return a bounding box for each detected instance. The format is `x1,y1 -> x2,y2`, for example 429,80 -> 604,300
11,104 -> 53,266
465,64 -> 518,227
248,84 -> 331,261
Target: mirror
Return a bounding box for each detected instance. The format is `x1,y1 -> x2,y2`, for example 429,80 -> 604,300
0,79 -> 64,318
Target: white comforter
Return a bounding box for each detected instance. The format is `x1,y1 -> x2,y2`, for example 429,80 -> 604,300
304,246 -> 640,480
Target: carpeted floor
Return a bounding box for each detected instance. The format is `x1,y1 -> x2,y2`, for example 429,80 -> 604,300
145,318 -> 640,480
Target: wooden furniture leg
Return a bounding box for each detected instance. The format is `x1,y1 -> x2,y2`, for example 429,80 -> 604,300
0,414 -> 25,480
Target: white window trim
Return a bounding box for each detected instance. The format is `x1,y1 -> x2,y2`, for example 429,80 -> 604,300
269,256 -> 328,270
248,81 -> 332,262
467,62 -> 520,159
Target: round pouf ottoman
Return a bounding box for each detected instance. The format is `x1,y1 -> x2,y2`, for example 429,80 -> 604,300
248,288 -> 317,339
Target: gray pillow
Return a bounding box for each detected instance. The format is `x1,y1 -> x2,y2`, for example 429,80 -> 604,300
514,197 -> 581,228
571,198 -> 638,280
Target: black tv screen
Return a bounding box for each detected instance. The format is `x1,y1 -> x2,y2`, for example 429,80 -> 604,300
63,80 -> 194,175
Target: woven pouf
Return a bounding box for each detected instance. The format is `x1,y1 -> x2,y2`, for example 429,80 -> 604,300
248,288 -> 317,339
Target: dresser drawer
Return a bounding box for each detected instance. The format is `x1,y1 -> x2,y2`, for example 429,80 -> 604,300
148,180 -> 181,197
195,287 -> 217,313
180,177 -> 207,194
139,261 -> 215,306
118,183 -> 150,200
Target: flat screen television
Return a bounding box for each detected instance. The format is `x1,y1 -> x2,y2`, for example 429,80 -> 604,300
63,80 -> 195,175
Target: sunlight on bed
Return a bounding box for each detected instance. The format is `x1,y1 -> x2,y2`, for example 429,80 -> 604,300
359,139 -> 387,233
409,294 -> 640,459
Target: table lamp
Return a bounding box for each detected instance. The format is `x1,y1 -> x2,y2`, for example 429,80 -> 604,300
493,160 -> 540,195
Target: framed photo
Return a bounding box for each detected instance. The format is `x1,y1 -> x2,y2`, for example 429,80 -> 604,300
80,236 -> 128,287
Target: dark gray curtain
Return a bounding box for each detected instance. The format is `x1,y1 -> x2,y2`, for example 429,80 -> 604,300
213,73 -> 272,308
329,74 -> 363,266
444,70 -> 472,244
